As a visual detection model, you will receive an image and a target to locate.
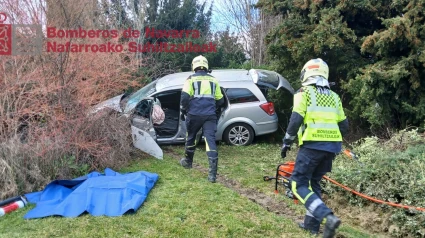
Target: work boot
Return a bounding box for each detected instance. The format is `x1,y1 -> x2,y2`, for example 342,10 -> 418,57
180,150 -> 194,169
208,157 -> 218,183
322,214 -> 341,238
298,215 -> 320,235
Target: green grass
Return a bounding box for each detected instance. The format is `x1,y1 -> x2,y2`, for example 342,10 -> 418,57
0,143 -> 383,238
0,153 -> 312,238
172,142 -> 383,238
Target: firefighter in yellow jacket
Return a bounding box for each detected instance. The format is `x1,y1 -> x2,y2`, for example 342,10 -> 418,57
180,55 -> 224,183
281,58 -> 349,238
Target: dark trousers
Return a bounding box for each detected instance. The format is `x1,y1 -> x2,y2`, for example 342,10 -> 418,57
185,114 -> 218,158
291,147 -> 335,229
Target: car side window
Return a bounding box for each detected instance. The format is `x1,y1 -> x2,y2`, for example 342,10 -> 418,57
225,88 -> 259,104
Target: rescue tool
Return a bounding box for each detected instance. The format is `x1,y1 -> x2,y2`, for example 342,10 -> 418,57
263,161 -> 298,203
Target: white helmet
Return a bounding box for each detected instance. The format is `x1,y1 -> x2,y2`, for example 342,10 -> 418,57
191,55 -> 209,71
300,58 -> 329,83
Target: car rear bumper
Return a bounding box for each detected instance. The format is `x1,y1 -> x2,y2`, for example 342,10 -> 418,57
255,118 -> 278,136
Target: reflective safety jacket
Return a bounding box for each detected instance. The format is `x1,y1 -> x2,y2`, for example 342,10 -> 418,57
293,86 -> 346,145
180,71 -> 224,116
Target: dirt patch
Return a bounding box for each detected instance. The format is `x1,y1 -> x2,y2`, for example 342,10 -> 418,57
323,193 -> 392,235
201,163 -> 303,221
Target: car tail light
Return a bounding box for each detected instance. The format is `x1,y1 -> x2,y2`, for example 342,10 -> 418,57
260,102 -> 275,116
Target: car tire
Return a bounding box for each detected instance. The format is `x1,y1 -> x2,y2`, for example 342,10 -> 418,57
223,123 -> 254,146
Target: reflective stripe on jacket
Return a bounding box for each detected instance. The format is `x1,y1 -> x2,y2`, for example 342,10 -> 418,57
293,86 -> 346,145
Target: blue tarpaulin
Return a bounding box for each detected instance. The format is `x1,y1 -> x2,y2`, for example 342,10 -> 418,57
24,168 -> 159,219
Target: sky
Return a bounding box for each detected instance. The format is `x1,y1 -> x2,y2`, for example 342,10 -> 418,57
210,0 -> 259,34
210,0 -> 238,33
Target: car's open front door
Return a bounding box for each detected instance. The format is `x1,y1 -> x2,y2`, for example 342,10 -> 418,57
130,98 -> 163,159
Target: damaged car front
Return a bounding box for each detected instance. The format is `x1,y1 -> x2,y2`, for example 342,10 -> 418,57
90,80 -> 164,160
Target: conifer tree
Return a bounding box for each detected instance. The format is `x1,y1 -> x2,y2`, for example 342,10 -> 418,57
256,0 -> 425,129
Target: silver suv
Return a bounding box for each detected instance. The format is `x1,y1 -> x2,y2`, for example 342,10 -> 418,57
92,69 -> 294,159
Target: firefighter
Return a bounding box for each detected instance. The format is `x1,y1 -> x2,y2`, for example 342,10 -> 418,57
281,58 -> 349,238
180,55 -> 224,183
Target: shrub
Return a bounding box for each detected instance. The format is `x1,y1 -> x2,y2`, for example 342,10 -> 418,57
0,113 -> 136,200
0,0 -> 153,201
323,129 -> 425,237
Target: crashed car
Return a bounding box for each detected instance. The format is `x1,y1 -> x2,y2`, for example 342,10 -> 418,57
91,69 -> 294,159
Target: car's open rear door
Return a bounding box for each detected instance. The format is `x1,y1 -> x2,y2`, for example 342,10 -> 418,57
130,98 -> 163,159
249,69 -> 295,94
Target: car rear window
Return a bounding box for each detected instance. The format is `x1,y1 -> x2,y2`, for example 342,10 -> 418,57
225,88 -> 259,104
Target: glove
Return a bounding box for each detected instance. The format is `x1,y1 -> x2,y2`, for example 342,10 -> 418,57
281,144 -> 291,159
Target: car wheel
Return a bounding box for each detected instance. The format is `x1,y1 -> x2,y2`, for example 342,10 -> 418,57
223,123 -> 254,146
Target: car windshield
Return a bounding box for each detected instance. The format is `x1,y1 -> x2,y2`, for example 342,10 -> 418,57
124,80 -> 157,113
